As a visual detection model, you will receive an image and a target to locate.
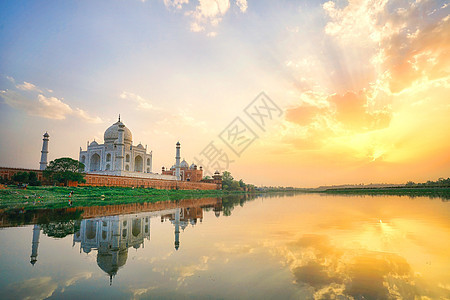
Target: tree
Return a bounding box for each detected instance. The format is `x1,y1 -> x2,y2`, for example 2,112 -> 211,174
229,181 -> 241,191
12,172 -> 29,184
43,157 -> 86,186
28,172 -> 40,186
222,171 -> 234,190
238,179 -> 246,188
12,171 -> 40,185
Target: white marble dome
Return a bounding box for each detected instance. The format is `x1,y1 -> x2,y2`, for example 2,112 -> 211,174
104,121 -> 132,143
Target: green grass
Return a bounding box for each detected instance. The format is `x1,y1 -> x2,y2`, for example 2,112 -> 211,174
0,186 -> 246,211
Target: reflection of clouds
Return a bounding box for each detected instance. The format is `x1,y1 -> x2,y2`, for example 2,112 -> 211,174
271,234 -> 444,300
5,273 -> 96,299
176,256 -> 212,286
136,251 -> 173,264
6,277 -> 57,300
63,272 -> 92,288
214,242 -> 255,255
130,286 -> 158,300
61,272 -> 93,293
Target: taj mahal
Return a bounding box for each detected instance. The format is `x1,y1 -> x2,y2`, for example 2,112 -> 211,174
1,115 -> 222,189
79,116 -> 179,181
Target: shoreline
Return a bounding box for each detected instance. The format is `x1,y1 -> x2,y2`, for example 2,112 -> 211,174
1,186 -> 449,212
0,186 -> 250,211
304,186 -> 450,200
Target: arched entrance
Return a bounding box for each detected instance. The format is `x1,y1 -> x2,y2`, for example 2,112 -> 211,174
134,155 -> 143,172
86,220 -> 97,240
90,154 -> 101,171
132,219 -> 141,237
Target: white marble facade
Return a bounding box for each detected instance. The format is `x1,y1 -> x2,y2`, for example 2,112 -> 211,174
79,118 -> 157,177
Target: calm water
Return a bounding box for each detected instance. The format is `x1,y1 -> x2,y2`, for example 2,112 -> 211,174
0,193 -> 449,299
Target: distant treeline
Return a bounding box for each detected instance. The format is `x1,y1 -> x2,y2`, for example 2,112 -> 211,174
405,177 -> 450,187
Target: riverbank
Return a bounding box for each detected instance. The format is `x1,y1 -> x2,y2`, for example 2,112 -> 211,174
0,186 -> 247,211
313,187 -> 450,200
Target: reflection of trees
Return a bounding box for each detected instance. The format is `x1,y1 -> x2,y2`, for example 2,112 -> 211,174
37,209 -> 83,238
40,220 -> 81,238
0,208 -> 84,229
1,210 -> 34,227
265,191 -> 305,198
220,193 -> 259,216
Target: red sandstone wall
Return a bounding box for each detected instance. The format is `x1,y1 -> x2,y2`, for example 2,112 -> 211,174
0,167 -> 44,181
162,168 -> 203,182
0,167 -> 220,190
80,173 -> 220,190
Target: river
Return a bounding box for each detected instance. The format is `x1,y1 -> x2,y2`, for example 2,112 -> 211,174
0,193 -> 449,299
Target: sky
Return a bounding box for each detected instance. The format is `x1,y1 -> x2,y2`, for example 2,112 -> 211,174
0,0 -> 449,187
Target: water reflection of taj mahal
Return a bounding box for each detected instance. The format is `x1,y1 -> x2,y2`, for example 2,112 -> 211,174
71,206 -> 207,284
27,198 -> 228,284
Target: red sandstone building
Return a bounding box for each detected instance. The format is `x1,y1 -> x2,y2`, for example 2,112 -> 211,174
161,159 -> 203,182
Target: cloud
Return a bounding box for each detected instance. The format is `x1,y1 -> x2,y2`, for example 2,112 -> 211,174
163,0 -> 189,10
163,0 -> 247,36
36,94 -> 74,119
16,81 -> 43,92
188,0 -> 230,33
0,79 -> 103,123
0,90 -> 70,119
328,91 -> 391,131
120,91 -> 156,110
284,89 -> 392,151
73,108 -> 103,124
236,0 -> 247,13
322,0 -> 450,94
280,0 -> 448,163
285,104 -> 326,127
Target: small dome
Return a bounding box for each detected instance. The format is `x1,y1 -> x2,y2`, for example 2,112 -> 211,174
180,159 -> 189,168
43,132 -> 49,137
90,140 -> 99,147
190,163 -> 197,170
136,143 -> 145,149
104,121 -> 132,144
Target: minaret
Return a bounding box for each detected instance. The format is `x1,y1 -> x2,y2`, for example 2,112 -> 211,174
175,142 -> 181,181
39,132 -> 50,170
30,224 -> 41,265
174,209 -> 180,251
115,118 -> 125,172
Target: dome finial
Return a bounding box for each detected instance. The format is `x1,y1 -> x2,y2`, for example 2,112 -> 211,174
118,114 -> 121,122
